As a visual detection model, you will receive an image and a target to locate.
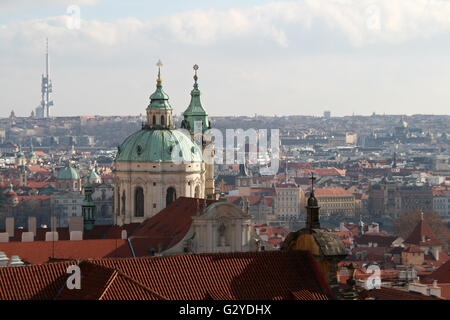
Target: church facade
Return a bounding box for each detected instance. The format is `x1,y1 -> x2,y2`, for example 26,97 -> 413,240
113,63 -> 213,225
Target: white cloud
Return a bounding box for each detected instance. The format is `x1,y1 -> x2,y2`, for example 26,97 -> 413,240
3,0 -> 450,50
2,0 -> 450,117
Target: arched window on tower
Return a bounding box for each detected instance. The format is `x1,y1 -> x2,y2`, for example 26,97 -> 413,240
121,191 -> 126,215
152,115 -> 156,126
135,187 -> 144,217
194,185 -> 200,198
166,187 -> 176,206
161,115 -> 165,126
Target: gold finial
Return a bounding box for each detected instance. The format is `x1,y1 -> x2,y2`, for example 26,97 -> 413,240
156,59 -> 163,82
193,64 -> 199,82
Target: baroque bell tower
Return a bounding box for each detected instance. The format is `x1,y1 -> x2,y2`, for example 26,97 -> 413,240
181,65 -> 215,198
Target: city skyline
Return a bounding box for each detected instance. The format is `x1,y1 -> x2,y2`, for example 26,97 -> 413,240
2,0 -> 450,118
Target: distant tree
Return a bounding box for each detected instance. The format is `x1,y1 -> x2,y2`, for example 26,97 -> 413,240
393,210 -> 450,251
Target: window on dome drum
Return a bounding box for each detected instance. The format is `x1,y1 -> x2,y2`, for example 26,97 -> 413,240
195,185 -> 200,198
121,191 -> 126,215
161,115 -> 165,126
135,187 -> 144,217
166,187 -> 176,206
152,115 -> 156,125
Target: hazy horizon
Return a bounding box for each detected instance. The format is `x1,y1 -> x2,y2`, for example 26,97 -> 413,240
2,0 -> 450,118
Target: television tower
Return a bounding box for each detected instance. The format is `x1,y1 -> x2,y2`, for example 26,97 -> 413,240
36,38 -> 53,118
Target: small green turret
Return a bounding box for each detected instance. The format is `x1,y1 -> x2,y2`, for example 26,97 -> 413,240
181,64 -> 210,134
82,181 -> 96,230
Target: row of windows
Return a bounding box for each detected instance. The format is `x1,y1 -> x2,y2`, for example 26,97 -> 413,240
319,197 -> 353,202
133,187 -> 177,217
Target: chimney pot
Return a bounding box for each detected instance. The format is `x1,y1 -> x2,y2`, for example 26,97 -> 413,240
5,217 -> 14,237
45,231 -> 59,242
70,231 -> 83,241
21,232 -> 34,242
28,217 -> 37,237
0,233 -> 9,243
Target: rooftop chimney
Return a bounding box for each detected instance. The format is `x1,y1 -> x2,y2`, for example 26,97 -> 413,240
0,233 -> 9,243
50,216 -> 57,231
69,216 -> 83,235
70,230 -> 83,241
45,231 -> 59,242
28,217 -> 36,237
21,232 -> 34,242
6,217 -> 14,237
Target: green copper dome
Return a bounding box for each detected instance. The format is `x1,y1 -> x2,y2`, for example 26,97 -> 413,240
57,165 -> 81,180
88,167 -> 100,180
16,145 -> 24,158
147,81 -> 172,110
115,129 -> 203,163
27,144 -> 36,159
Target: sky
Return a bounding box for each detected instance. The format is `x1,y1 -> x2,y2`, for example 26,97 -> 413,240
1,0 -> 450,117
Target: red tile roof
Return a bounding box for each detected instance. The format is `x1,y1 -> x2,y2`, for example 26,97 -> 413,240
422,259 -> 450,284
0,251 -> 334,300
90,251 -> 334,300
25,181 -> 55,189
0,261 -> 74,300
0,223 -> 141,242
313,188 -> 353,198
0,239 -> 133,264
404,217 -> 442,247
130,197 -> 217,253
56,261 -> 167,300
354,234 -> 397,247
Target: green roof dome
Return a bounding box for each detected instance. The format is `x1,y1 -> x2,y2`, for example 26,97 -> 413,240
27,144 -> 36,159
115,129 -> 203,163
147,81 -> 172,110
16,145 -> 24,158
57,165 -> 81,180
88,168 -> 100,180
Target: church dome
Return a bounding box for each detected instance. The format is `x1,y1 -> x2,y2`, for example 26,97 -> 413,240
115,129 -> 203,163
57,165 -> 80,180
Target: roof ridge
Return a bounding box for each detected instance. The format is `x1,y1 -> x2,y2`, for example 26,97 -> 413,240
104,271 -> 168,300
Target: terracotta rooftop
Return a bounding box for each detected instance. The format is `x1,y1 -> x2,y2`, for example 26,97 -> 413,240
404,216 -> 442,247
0,239 -> 133,264
0,251 -> 334,300
422,259 -> 450,284
130,197 -> 217,253
354,234 -> 397,247
313,188 -> 353,198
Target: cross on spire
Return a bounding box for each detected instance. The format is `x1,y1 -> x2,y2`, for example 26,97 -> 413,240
156,59 -> 163,82
310,172 -> 316,193
193,64 -> 199,83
